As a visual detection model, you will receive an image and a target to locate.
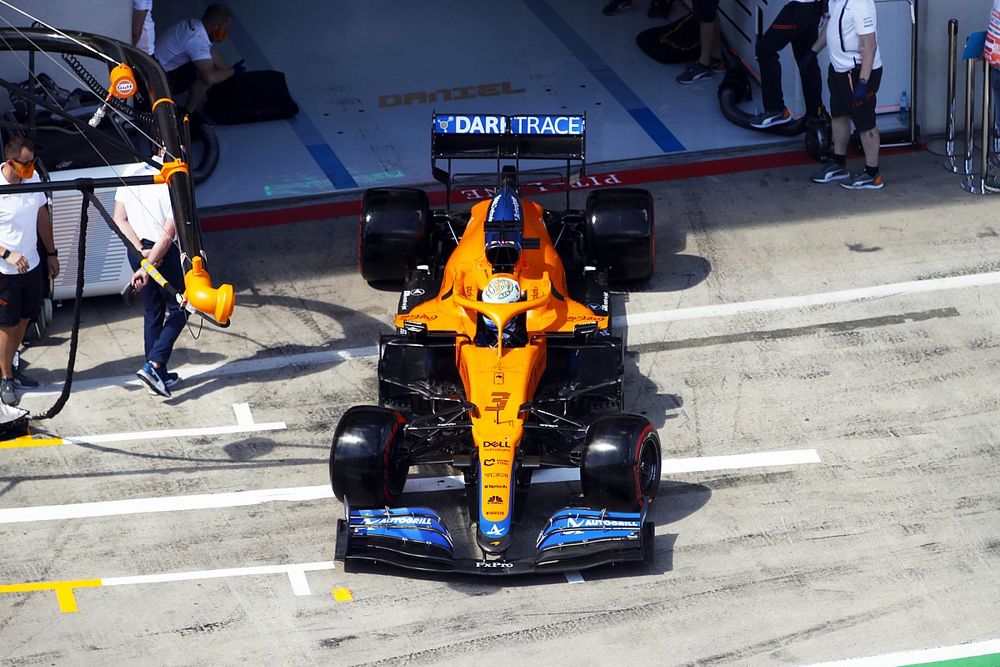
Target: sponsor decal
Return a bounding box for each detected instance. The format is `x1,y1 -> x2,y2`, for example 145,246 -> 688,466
566,517 -> 640,529
399,288 -> 426,312
403,313 -> 437,321
382,82 -> 525,109
509,114 -> 585,136
588,291 -> 610,314
486,523 -> 504,537
475,561 -> 514,569
483,440 -> 510,449
362,516 -> 433,526
485,484 -> 507,490
484,472 -> 508,479
115,79 -> 135,96
485,511 -> 503,518
483,458 -> 496,467
487,495 -> 502,505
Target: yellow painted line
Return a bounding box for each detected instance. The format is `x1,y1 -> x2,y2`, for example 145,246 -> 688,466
0,579 -> 102,613
332,587 -> 353,602
0,434 -> 63,449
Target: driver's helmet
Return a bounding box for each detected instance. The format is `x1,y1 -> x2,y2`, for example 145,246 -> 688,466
480,276 -> 521,341
485,188 -> 523,272
482,276 -> 520,304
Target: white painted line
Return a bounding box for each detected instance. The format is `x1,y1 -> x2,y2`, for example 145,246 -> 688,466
0,450 -> 819,525
806,638 -> 1000,667
614,271 -> 1000,328
286,569 -> 312,596
0,485 -> 332,524
233,402 -> 254,427
102,561 -> 336,590
564,571 -> 585,584
33,270 -> 1000,397
63,421 -> 286,445
664,449 -> 822,473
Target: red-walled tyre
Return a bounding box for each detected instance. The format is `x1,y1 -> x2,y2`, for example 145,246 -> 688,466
580,414 -> 661,512
330,406 -> 409,508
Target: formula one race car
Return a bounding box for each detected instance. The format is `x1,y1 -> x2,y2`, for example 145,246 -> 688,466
330,113 -> 660,576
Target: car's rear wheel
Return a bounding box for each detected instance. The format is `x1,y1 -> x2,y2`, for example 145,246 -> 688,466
580,414 -> 661,512
584,188 -> 655,283
330,406 -> 409,508
359,188 -> 430,287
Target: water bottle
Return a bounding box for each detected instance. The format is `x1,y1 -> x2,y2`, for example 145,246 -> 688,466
898,91 -> 910,126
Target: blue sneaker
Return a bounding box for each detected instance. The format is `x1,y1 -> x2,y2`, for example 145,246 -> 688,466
137,361 -> 171,398
146,368 -> 180,395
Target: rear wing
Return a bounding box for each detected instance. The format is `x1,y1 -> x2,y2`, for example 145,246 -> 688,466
431,113 -> 586,209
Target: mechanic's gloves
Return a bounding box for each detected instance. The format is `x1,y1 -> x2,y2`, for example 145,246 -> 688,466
797,49 -> 818,70
853,77 -> 868,104
232,59 -> 247,76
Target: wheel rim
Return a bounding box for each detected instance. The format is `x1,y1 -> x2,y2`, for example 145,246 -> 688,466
637,436 -> 660,498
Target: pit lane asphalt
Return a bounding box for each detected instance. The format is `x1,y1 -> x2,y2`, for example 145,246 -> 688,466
2,149 -> 1000,666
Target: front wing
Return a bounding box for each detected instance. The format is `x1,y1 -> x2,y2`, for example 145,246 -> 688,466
335,506 -> 654,577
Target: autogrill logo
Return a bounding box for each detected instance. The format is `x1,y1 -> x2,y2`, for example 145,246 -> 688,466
565,517 -> 640,529
379,82 -> 526,108
362,516 -> 433,526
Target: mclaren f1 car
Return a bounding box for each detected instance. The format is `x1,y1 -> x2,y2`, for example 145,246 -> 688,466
330,113 -> 660,576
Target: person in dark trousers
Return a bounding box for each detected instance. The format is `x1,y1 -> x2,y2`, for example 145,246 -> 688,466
808,0 -> 884,189
750,0 -> 827,128
676,0 -> 722,84
0,137 -> 59,406
112,154 -> 186,398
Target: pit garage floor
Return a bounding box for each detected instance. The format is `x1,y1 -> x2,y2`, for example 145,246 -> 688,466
3,144 -> 1000,665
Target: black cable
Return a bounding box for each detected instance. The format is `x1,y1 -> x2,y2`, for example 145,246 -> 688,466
32,189 -> 90,421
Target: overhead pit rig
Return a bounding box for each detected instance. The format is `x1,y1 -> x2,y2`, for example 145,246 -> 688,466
0,9 -> 235,424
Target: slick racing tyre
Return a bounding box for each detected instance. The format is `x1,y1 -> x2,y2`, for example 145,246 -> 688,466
581,414 -> 661,512
584,188 -> 655,283
188,114 -> 220,185
359,188 -> 430,286
330,406 -> 409,508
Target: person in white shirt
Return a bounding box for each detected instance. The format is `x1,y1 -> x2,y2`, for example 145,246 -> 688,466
808,0 -> 885,189
750,0 -> 827,129
0,137 -> 60,406
155,3 -> 244,113
112,154 -> 185,398
131,0 -> 155,56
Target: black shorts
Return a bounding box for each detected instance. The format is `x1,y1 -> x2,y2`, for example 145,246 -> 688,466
692,0 -> 720,23
828,65 -> 882,132
0,266 -> 43,327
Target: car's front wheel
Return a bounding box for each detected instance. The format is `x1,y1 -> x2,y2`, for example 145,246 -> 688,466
580,413 -> 661,512
330,406 -> 409,508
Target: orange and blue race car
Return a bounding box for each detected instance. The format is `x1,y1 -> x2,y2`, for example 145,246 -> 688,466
330,113 -> 660,576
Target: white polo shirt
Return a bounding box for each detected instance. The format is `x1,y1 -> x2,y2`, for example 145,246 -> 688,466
132,0 -> 155,56
155,18 -> 212,72
0,169 -> 45,275
827,0 -> 883,73
114,162 -> 175,243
